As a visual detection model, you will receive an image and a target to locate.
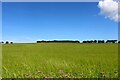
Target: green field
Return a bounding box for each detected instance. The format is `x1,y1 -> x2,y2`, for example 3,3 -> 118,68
2,43 -> 118,78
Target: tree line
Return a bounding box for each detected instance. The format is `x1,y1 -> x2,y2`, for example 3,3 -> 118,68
37,40 -> 80,43
82,40 -> 119,43
0,41 -> 13,44
37,40 -> 120,43
1,40 -> 120,44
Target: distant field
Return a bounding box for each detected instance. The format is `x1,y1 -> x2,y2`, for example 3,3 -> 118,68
2,43 -> 118,78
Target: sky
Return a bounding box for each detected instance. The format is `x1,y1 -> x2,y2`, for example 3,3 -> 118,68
0,2 -> 2,41
2,2 -> 118,43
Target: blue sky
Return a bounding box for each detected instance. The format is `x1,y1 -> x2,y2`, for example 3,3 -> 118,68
2,2 -> 118,43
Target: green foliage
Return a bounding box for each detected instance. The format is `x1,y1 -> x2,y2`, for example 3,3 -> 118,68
2,43 -> 118,78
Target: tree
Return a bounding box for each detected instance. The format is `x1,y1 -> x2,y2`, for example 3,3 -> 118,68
106,40 -> 117,43
83,41 -> 87,43
118,41 -> 120,43
94,40 -> 97,43
1,41 -> 4,44
10,42 -> 13,44
5,41 -> 9,44
98,40 -> 104,43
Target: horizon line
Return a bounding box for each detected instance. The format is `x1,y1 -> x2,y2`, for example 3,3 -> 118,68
0,39 -> 119,43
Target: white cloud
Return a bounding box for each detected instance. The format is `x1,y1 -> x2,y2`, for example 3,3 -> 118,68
98,0 -> 119,22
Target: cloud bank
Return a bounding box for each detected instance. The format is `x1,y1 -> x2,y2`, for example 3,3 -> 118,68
98,0 -> 119,22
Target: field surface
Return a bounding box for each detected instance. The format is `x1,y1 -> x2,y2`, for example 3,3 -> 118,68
2,43 -> 118,78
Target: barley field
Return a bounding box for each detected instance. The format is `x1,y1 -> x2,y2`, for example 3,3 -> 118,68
2,43 -> 118,78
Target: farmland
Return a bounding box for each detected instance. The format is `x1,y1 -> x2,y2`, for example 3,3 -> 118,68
2,43 -> 118,78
